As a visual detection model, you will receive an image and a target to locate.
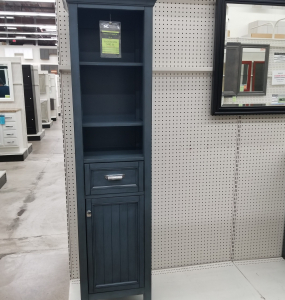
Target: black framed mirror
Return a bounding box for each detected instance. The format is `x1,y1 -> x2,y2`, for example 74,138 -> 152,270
212,0 -> 285,115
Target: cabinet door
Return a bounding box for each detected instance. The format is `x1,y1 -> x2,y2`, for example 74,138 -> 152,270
86,196 -> 144,294
22,65 -> 37,134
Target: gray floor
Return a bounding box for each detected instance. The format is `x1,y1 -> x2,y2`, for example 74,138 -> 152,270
69,258 -> 285,300
0,119 -> 69,300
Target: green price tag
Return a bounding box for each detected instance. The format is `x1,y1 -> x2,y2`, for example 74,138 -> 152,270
5,95 -> 10,98
100,21 -> 121,58
232,96 -> 237,102
102,38 -> 120,55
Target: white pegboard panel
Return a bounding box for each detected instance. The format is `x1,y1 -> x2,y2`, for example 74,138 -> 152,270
152,72 -> 237,269
234,115 -> 285,260
153,0 -> 215,70
61,73 -> 80,279
56,0 -> 71,67
56,0 -> 79,280
157,0 -> 215,3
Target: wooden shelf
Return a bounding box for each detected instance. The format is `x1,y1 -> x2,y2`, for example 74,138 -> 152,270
82,116 -> 143,127
84,150 -> 144,163
80,62 -> 143,67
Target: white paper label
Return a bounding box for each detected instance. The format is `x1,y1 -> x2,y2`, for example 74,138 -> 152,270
272,70 -> 285,85
272,94 -> 285,105
274,53 -> 285,62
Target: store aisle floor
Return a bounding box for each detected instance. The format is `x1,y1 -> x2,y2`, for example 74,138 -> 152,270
0,118 -> 69,300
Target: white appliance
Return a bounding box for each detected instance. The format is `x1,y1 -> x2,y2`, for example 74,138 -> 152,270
0,121 -> 3,147
0,111 -> 23,152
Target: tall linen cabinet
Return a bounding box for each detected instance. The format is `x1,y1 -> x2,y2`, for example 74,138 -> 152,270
66,0 -> 155,299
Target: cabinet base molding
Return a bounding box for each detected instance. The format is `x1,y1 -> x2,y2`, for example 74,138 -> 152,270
28,130 -> 45,141
42,120 -> 54,128
0,171 -> 7,189
68,279 -> 145,300
0,144 -> 33,162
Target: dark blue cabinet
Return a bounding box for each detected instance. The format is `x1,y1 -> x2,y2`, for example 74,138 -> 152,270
67,0 -> 155,299
86,196 -> 145,293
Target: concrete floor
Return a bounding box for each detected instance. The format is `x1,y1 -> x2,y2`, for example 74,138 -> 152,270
0,119 -> 69,300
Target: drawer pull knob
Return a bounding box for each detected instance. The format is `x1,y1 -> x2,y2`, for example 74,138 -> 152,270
105,174 -> 125,181
86,210 -> 92,218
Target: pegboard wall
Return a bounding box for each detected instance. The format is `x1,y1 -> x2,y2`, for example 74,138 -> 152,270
235,114 -> 285,260
56,0 -> 80,280
152,71 -> 236,268
57,0 -> 285,278
153,0 -> 215,70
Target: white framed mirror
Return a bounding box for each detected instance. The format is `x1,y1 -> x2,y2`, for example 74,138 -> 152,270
0,61 -> 14,102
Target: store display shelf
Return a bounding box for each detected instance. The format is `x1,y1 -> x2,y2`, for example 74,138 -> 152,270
84,150 -> 144,163
82,115 -> 143,127
80,62 -> 143,67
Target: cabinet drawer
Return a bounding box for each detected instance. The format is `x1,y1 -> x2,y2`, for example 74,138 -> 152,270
4,138 -> 18,147
85,161 -> 143,195
4,114 -> 16,122
4,130 -> 17,138
3,122 -> 16,130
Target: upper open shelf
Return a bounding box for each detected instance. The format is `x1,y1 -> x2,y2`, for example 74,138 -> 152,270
78,8 -> 144,63
80,66 -> 143,125
83,126 -> 143,157
80,62 -> 143,67
84,150 -> 144,163
82,115 -> 143,127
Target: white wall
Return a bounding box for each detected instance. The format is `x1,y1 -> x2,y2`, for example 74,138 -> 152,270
227,4 -> 285,38
0,45 -> 58,66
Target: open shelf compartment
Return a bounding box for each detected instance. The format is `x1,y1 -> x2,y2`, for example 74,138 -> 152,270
84,150 -> 144,163
83,126 -> 143,162
78,7 -> 144,63
81,65 -> 143,127
82,115 -> 143,127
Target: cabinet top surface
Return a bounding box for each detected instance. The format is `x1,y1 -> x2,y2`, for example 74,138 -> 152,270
66,0 -> 156,6
0,108 -> 21,113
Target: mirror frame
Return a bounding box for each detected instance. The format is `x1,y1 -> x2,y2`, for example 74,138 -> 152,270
212,0 -> 285,115
0,61 -> 14,102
